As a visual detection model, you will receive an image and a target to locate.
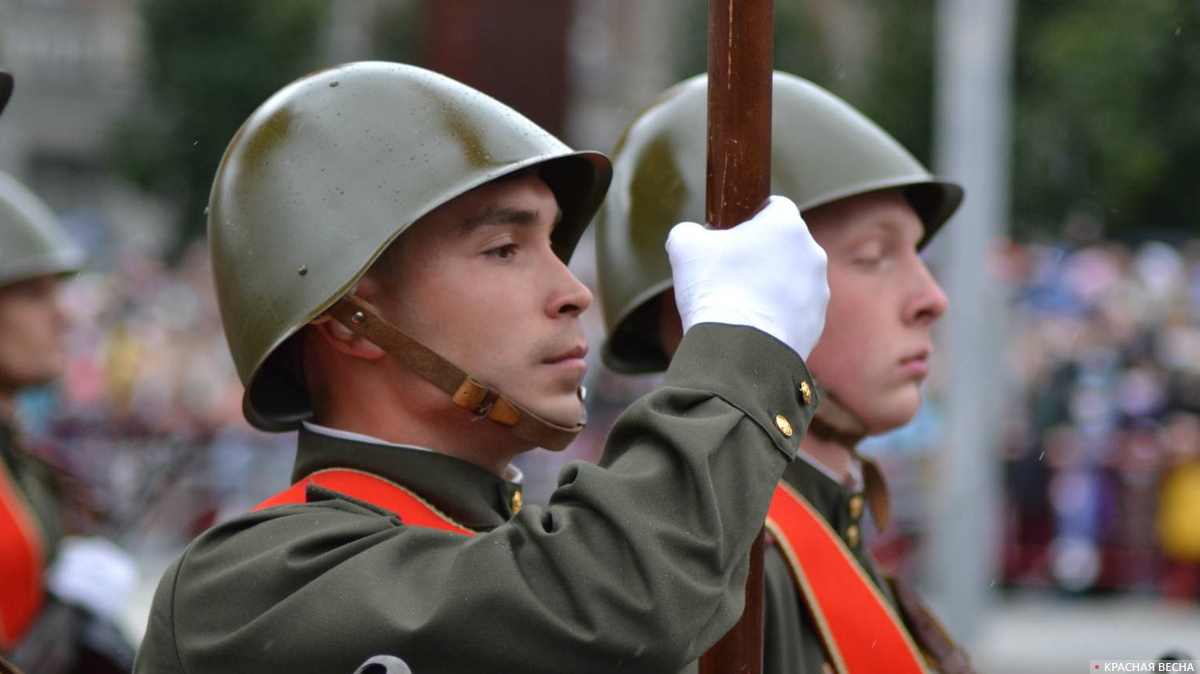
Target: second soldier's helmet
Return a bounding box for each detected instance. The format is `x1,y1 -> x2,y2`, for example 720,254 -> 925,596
0,172 -> 85,289
596,72 -> 964,374
210,62 -> 611,432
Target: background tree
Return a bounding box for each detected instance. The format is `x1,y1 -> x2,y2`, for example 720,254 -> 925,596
1012,0 -> 1200,238
110,0 -> 331,252
678,0 -> 1200,240
113,0 -> 1200,246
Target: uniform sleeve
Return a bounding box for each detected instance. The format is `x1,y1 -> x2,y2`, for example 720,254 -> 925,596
137,324 -> 818,674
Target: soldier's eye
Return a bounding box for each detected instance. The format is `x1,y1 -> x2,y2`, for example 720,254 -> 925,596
486,243 -> 519,260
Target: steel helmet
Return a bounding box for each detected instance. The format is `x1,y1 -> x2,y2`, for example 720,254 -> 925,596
210,62 -> 611,432
596,72 -> 963,374
0,172 -> 84,289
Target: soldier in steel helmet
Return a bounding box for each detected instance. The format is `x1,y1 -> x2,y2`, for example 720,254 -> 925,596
596,72 -> 975,674
134,61 -> 831,674
0,72 -> 139,672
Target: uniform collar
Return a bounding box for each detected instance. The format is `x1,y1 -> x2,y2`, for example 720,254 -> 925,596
782,452 -> 865,539
292,425 -> 524,531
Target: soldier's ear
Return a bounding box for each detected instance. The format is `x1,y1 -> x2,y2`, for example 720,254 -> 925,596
309,313 -> 386,361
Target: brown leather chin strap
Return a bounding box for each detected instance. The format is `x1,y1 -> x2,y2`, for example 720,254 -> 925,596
809,383 -> 891,529
809,382 -> 870,448
326,294 -> 584,451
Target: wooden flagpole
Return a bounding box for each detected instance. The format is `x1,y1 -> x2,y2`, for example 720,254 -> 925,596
698,0 -> 774,672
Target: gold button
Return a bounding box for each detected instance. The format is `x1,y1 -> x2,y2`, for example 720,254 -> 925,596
846,524 -> 860,548
774,414 -> 794,437
510,491 -> 523,515
799,381 -> 813,405
848,495 -> 864,520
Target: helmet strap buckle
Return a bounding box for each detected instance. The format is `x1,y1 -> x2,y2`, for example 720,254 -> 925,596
452,378 -> 503,420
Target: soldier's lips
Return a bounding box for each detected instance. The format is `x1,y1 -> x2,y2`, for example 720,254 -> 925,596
898,347 -> 931,379
543,344 -> 589,372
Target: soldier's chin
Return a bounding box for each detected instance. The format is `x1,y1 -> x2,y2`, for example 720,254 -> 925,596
523,394 -> 585,442
864,389 -> 922,435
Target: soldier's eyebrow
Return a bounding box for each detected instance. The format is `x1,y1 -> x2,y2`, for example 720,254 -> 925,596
861,217 -> 923,243
460,205 -> 564,235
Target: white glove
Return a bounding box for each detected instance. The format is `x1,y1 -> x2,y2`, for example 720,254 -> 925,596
666,196 -> 829,359
45,536 -> 138,622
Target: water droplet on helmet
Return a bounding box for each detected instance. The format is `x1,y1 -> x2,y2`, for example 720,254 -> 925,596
330,81 -> 340,88
298,265 -> 308,276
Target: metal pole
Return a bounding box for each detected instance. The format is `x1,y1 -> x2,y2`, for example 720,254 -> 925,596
929,0 -> 1016,643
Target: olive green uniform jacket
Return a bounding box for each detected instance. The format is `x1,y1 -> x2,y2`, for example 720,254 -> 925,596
675,455 -> 896,674
0,422 -> 62,555
134,324 -> 818,674
761,456 -> 898,674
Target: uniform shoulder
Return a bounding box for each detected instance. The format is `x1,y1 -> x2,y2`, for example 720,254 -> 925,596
188,491 -> 401,561
138,495 -> 408,673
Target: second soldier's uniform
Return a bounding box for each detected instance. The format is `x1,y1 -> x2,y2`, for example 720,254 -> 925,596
596,73 -> 973,673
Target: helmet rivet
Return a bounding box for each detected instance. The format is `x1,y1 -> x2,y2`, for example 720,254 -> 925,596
350,311 -> 365,325
297,265 -> 307,276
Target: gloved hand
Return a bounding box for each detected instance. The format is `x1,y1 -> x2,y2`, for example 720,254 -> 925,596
45,536 -> 138,623
666,196 -> 829,359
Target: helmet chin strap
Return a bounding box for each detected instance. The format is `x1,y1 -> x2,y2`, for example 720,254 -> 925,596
809,382 -> 891,530
325,294 -> 585,451
809,382 -> 870,447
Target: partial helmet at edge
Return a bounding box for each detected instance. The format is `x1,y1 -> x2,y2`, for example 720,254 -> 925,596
0,172 -> 84,289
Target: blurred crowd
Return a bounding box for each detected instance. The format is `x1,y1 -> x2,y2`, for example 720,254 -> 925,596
862,234 -> 1200,599
998,236 -> 1200,597
15,234 -> 1200,602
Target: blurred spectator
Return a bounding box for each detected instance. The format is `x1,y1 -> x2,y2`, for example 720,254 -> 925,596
15,238 -> 293,655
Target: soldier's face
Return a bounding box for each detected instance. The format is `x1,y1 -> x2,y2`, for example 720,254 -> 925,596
373,174 -> 593,432
804,190 -> 948,433
0,275 -> 70,396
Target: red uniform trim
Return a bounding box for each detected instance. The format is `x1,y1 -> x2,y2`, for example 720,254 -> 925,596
765,482 -> 926,674
0,462 -> 47,648
253,468 -> 475,537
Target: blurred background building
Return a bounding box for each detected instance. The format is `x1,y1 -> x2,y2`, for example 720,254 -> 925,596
2,0 -> 1199,671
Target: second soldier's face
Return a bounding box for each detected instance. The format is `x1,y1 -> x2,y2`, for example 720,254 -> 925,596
374,174 -> 593,433
0,275 -> 71,395
804,190 -> 948,433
